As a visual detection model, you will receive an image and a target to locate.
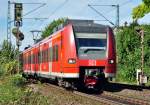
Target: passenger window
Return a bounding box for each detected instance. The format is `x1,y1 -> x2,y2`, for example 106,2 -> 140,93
56,45 -> 58,61
49,47 -> 53,62
53,46 -> 55,61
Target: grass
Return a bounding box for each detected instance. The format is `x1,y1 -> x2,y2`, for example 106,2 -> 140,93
0,72 -> 149,105
0,74 -> 50,105
0,74 -> 102,105
115,68 -> 150,86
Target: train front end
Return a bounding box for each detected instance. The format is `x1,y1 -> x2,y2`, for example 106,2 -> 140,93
70,20 -> 116,89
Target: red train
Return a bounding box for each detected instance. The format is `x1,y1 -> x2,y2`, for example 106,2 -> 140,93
22,19 -> 116,90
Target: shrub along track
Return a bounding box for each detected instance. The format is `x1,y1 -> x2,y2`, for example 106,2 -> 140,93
31,82 -> 150,105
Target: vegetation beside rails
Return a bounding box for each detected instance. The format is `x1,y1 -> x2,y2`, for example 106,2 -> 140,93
0,41 -> 50,105
0,74 -> 51,105
116,23 -> 150,85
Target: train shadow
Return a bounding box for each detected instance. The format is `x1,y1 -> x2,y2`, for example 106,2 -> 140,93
103,82 -> 150,92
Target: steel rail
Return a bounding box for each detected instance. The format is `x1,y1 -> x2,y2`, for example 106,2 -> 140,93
42,83 -> 150,105
27,80 -> 150,105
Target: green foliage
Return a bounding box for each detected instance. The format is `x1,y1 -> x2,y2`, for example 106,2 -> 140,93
10,74 -> 26,87
41,18 -> 67,38
0,75 -> 50,105
132,1 -> 150,19
0,40 -> 18,76
0,75 -> 25,104
143,0 -> 150,6
116,24 -> 150,82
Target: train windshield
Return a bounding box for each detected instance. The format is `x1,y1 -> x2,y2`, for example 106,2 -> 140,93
75,33 -> 107,59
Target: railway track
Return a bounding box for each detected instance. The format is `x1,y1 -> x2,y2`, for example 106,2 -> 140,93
41,83 -> 150,105
101,92 -> 150,105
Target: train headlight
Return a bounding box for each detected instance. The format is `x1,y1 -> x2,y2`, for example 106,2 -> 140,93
109,59 -> 114,64
68,58 -> 76,64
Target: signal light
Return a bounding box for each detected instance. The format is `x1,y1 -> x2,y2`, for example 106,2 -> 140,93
14,3 -> 23,26
12,28 -> 24,41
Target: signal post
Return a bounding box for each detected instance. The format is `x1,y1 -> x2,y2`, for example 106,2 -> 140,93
12,3 -> 24,73
135,28 -> 148,85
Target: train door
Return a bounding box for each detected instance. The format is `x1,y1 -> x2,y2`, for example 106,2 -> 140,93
49,40 -> 52,75
31,48 -> 35,74
28,51 -> 31,74
40,42 -> 49,75
35,47 -> 39,74
52,33 -> 62,77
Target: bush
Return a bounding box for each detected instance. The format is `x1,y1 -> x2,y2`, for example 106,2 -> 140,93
0,75 -> 25,104
10,74 -> 26,87
0,75 -> 50,105
116,24 -> 150,82
0,40 -> 19,77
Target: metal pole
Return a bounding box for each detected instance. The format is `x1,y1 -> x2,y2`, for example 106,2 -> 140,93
116,4 -> 119,27
141,30 -> 144,76
30,30 -> 41,44
7,0 -> 11,43
16,22 -> 20,74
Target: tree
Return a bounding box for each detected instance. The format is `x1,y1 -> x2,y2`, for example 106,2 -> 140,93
143,0 -> 150,6
41,18 -> 67,38
132,0 -> 150,20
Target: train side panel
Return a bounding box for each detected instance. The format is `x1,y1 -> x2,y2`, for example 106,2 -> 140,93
61,25 -> 79,78
105,27 -> 116,78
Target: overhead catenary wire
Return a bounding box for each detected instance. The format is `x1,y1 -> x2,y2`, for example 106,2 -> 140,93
48,0 -> 69,18
88,4 -> 115,26
23,3 -> 46,16
36,0 -> 132,31
88,0 -> 133,26
39,0 -> 69,29
9,2 -> 47,23
120,0 -> 132,7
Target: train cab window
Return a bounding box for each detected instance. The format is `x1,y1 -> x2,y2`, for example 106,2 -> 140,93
75,33 -> 107,59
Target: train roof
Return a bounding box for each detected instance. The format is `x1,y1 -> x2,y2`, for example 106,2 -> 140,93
64,19 -> 108,33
